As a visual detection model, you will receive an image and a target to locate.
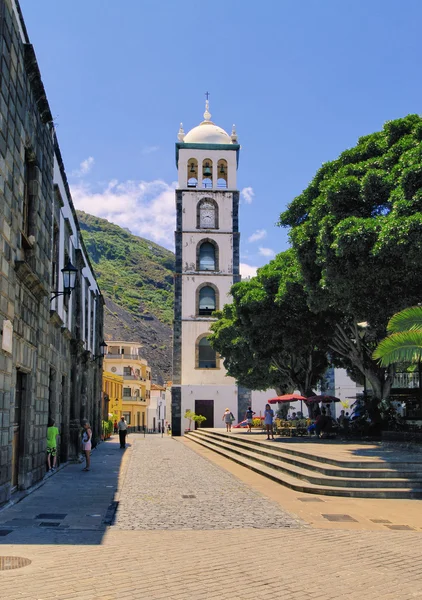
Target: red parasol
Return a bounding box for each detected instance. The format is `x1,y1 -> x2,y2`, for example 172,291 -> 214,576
267,394 -> 307,404
306,395 -> 341,403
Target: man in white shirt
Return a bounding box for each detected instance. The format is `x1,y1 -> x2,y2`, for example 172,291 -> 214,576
118,416 -> 128,449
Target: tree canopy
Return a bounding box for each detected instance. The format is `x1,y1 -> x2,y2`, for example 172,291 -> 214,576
279,115 -> 422,403
209,250 -> 331,398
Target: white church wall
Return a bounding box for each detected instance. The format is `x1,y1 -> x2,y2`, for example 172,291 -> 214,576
181,384 -> 238,431
181,275 -> 233,319
181,321 -> 236,386
182,232 -> 234,275
181,190 -> 234,232
178,149 -> 237,189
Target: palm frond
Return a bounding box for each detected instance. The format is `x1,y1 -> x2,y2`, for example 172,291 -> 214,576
387,306 -> 422,333
373,331 -> 422,366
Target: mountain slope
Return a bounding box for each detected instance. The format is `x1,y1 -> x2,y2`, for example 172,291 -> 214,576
76,211 -> 174,383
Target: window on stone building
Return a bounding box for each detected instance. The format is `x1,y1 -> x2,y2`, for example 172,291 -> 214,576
63,250 -> 71,312
123,388 -> 131,398
198,286 -> 216,316
123,367 -> 131,376
197,337 -> 217,369
198,241 -> 217,271
90,291 -> 95,352
84,280 -> 89,343
52,224 -> 60,290
22,151 -> 35,245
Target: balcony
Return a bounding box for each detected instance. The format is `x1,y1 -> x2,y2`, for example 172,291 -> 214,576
392,373 -> 420,389
105,353 -> 147,365
122,396 -> 147,403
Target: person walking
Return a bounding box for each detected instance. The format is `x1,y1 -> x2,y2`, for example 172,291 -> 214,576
264,403 -> 275,440
222,408 -> 234,432
81,421 -> 92,471
245,406 -> 255,433
46,419 -> 59,472
113,419 -> 118,434
118,416 -> 128,448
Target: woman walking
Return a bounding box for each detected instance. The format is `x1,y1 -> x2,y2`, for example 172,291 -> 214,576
264,404 -> 275,440
222,408 -> 234,432
82,421 -> 92,471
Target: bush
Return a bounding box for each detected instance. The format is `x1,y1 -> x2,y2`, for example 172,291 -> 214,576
252,418 -> 262,427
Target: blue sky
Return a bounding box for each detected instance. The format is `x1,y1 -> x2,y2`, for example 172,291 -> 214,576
20,0 -> 422,276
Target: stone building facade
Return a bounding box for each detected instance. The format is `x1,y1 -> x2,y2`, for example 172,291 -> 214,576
0,0 -> 104,504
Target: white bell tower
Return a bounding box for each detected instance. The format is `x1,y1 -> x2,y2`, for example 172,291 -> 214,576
171,98 -> 241,436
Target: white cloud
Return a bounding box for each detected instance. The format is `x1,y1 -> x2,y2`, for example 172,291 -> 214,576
241,186 -> 254,204
240,263 -> 258,278
258,247 -> 275,258
72,156 -> 95,177
142,145 -> 160,155
71,178 -> 177,248
248,229 -> 267,243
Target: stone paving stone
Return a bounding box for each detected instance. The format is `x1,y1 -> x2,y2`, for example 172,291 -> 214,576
0,436 -> 421,599
112,435 -> 302,530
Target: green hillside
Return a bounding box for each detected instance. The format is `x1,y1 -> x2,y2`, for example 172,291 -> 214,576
77,211 -> 174,324
76,211 -> 175,382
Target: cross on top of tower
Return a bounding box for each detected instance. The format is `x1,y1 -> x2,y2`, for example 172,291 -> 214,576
203,92 -> 211,122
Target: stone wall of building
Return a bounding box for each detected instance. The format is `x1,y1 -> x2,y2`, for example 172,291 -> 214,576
0,0 -> 104,504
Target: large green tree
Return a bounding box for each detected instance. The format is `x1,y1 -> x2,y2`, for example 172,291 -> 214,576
209,250 -> 331,401
279,114 -> 422,407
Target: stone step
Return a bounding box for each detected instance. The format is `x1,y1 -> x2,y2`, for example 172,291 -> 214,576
199,429 -> 422,470
191,430 -> 422,480
188,432 -> 422,489
187,433 -> 422,499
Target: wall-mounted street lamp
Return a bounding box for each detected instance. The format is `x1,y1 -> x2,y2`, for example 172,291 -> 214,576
50,260 -> 78,301
92,340 -> 108,362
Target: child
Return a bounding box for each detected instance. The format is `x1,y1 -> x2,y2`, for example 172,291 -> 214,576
82,421 -> 92,472
46,419 -> 59,472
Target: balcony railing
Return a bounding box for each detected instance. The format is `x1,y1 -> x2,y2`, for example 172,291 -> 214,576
122,396 -> 147,402
105,353 -> 147,365
392,373 -> 420,389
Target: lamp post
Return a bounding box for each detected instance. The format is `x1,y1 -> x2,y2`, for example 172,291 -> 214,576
50,260 -> 78,301
92,340 -> 108,362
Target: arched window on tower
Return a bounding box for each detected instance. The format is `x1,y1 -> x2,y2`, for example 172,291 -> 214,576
202,159 -> 213,189
217,159 -> 228,189
197,336 -> 217,369
187,159 -> 198,188
197,198 -> 218,229
198,286 -> 216,316
197,240 -> 218,271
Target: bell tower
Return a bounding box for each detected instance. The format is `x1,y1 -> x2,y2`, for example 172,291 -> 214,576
171,99 -> 241,436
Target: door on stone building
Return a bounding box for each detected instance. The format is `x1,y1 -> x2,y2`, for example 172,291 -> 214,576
12,371 -> 26,490
195,400 -> 214,429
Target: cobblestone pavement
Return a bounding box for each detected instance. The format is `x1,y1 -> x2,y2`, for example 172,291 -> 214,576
113,435 -> 302,530
0,435 -> 422,600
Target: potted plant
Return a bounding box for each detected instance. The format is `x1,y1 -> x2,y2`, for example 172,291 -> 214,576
193,414 -> 207,429
184,409 -> 195,433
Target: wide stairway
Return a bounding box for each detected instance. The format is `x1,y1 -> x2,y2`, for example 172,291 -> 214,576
186,429 -> 422,499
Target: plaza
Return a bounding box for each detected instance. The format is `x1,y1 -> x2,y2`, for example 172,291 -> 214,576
1,434 -> 422,599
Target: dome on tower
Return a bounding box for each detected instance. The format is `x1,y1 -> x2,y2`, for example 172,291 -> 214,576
179,99 -> 236,145
184,122 -> 231,144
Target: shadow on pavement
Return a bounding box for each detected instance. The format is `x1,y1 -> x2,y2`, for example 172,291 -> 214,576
0,435 -> 130,545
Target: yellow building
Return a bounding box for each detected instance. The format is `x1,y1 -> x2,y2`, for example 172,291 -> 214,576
104,341 -> 151,430
103,370 -> 123,420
